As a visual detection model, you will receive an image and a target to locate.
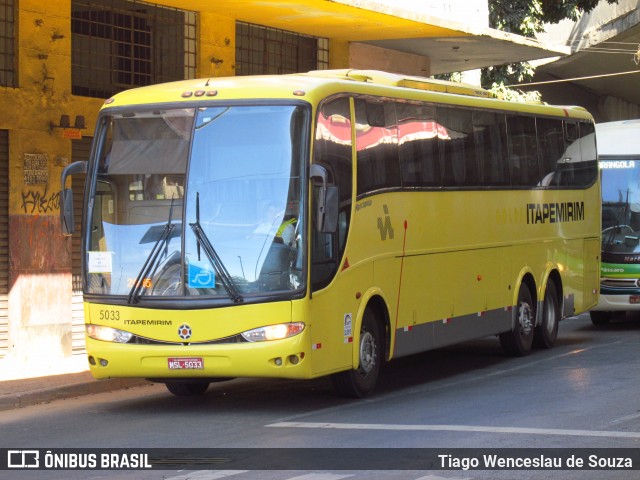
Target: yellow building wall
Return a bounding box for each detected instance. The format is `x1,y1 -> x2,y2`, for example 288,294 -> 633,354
329,39 -> 351,69
199,12 -> 236,78
0,2 -> 240,360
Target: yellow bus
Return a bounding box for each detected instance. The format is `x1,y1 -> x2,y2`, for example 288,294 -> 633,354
61,70 -> 600,398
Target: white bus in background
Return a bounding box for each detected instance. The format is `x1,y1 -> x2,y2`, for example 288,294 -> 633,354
591,119 -> 640,324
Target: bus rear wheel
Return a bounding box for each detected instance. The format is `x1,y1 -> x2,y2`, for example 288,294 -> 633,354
165,381 -> 210,396
534,279 -> 560,349
500,283 -> 535,356
330,307 -> 382,398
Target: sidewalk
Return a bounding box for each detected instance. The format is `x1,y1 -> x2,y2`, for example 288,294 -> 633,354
0,354 -> 150,411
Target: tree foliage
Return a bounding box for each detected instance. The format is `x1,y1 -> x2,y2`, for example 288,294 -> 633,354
489,0 -> 615,36
483,0 -> 618,88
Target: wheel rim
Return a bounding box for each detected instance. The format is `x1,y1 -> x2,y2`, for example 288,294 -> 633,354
518,301 -> 534,337
359,330 -> 376,374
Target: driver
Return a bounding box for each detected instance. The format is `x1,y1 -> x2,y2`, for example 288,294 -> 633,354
253,202 -> 296,246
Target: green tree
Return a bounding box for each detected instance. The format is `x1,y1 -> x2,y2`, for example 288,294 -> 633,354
483,0 -> 618,88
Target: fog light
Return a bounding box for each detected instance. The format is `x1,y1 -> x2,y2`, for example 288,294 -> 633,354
289,355 -> 300,365
88,356 -> 96,366
99,358 -> 108,367
274,357 -> 282,366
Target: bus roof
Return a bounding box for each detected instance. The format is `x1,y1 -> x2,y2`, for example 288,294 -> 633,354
596,119 -> 640,156
101,70 -> 593,121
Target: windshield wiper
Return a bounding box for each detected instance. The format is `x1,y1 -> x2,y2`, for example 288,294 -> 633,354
189,193 -> 243,303
127,199 -> 176,304
605,190 -> 632,249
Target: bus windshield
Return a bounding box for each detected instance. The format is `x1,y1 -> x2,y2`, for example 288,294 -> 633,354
601,159 -> 640,256
86,104 -> 308,302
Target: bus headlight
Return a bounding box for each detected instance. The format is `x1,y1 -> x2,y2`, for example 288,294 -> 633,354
86,325 -> 133,343
241,322 -> 305,342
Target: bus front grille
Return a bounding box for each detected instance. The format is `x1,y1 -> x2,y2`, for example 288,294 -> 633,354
601,278 -> 640,289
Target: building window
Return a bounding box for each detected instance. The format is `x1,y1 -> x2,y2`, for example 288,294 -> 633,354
0,0 -> 16,87
236,21 -> 328,76
72,0 -> 196,98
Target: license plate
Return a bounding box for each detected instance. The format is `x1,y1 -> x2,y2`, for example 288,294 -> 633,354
168,357 -> 204,370
630,296 -> 640,304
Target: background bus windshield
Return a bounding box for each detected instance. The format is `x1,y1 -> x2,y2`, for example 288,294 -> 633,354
601,159 -> 640,256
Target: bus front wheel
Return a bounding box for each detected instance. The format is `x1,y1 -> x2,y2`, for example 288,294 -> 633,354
165,381 -> 210,396
330,307 -> 382,398
500,284 -> 535,356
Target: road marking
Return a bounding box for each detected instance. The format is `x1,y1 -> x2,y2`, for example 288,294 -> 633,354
166,471 -> 249,480
286,474 -> 355,480
608,411 -> 640,426
416,476 -> 471,480
267,421 -> 640,439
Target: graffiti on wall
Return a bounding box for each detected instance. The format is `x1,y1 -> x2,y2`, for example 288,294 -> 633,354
21,187 -> 61,214
21,153 -> 60,214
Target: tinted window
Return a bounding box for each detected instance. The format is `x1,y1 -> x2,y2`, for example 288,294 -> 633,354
438,107 -> 478,186
473,111 -> 509,186
397,103 -> 441,187
351,96 -> 594,191
507,115 -> 539,187
355,99 -> 401,195
556,121 -> 597,187
537,118 -> 566,186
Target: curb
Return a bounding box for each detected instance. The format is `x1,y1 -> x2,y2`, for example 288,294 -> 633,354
0,378 -> 151,411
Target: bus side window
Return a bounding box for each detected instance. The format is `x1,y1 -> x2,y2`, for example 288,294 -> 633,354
507,115 -> 540,187
312,96 -> 353,291
438,106 -> 478,186
576,121 -> 597,186
355,99 -> 401,195
397,102 -> 441,187
473,111 -> 509,186
537,118 -> 565,187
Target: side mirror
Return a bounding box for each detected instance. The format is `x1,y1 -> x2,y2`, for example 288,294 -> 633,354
60,161 -> 87,236
310,164 -> 338,233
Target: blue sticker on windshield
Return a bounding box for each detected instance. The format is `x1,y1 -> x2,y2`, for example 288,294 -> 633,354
188,260 -> 216,288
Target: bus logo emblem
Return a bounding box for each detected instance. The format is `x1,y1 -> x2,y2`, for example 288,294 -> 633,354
178,324 -> 192,340
377,204 -> 394,240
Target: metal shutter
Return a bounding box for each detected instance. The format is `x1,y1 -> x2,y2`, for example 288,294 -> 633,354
71,138 -> 91,354
0,131 -> 9,357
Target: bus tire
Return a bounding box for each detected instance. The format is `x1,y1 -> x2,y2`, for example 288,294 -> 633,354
500,283 -> 535,356
590,310 -> 612,325
534,279 -> 560,349
165,381 -> 210,396
330,307 -> 382,398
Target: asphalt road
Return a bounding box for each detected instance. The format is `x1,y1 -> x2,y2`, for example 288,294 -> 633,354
1,312 -> 639,480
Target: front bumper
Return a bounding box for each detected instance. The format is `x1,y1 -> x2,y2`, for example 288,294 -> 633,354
86,330 -> 312,380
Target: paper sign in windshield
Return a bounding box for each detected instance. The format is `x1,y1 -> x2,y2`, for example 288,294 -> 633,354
188,260 -> 216,288
87,251 -> 113,273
